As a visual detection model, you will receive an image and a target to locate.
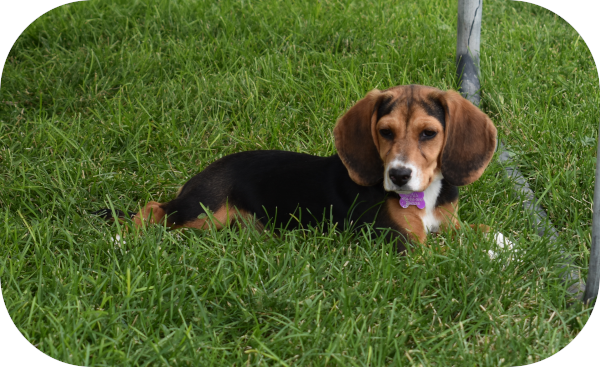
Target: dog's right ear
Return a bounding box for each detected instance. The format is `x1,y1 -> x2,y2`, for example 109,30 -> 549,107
334,89 -> 388,186
438,90 -> 497,186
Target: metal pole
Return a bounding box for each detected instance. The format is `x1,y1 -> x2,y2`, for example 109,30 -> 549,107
456,0 -> 585,299
456,0 -> 482,106
583,119 -> 600,304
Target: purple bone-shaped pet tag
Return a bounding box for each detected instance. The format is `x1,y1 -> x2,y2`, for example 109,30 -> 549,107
399,191 -> 426,209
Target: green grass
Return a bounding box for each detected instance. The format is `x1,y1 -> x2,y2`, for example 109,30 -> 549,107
1,0 -> 598,365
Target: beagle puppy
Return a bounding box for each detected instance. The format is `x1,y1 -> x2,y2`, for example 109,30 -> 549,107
95,85 -> 498,253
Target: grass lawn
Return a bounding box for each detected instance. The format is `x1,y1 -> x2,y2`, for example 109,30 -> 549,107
1,0 -> 599,365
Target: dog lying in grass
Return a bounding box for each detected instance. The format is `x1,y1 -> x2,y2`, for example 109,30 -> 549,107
95,84 -> 510,254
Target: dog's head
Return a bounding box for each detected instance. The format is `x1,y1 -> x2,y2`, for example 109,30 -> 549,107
334,85 -> 497,192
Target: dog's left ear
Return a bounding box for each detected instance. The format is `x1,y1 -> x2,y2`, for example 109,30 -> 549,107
439,90 -> 497,186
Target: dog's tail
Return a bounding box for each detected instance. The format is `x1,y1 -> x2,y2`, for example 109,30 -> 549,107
92,208 -> 136,221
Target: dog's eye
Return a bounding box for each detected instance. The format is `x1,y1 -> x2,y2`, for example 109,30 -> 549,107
420,130 -> 437,139
379,129 -> 393,139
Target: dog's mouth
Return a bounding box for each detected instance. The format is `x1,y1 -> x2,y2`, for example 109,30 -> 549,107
384,184 -> 416,195
383,187 -> 417,197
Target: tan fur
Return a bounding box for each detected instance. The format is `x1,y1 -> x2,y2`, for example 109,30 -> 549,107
133,201 -> 167,228
174,206 -> 261,231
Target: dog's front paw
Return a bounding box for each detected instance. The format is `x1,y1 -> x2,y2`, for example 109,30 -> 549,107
486,232 -> 516,259
112,233 -> 127,246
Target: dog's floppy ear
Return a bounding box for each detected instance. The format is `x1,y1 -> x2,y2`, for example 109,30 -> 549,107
439,90 -> 497,186
334,89 -> 388,186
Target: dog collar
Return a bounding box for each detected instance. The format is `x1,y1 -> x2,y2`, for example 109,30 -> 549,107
399,192 -> 425,209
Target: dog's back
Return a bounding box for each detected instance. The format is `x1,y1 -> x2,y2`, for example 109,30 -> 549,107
163,150 -> 387,231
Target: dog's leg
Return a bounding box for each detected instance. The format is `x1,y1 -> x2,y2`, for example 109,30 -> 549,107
175,205 -> 261,231
400,214 -> 427,244
378,198 -> 428,253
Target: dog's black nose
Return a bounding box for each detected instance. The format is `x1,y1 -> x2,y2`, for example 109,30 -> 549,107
389,167 -> 412,187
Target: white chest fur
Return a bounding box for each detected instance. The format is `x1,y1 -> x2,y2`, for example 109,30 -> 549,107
420,178 -> 443,234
